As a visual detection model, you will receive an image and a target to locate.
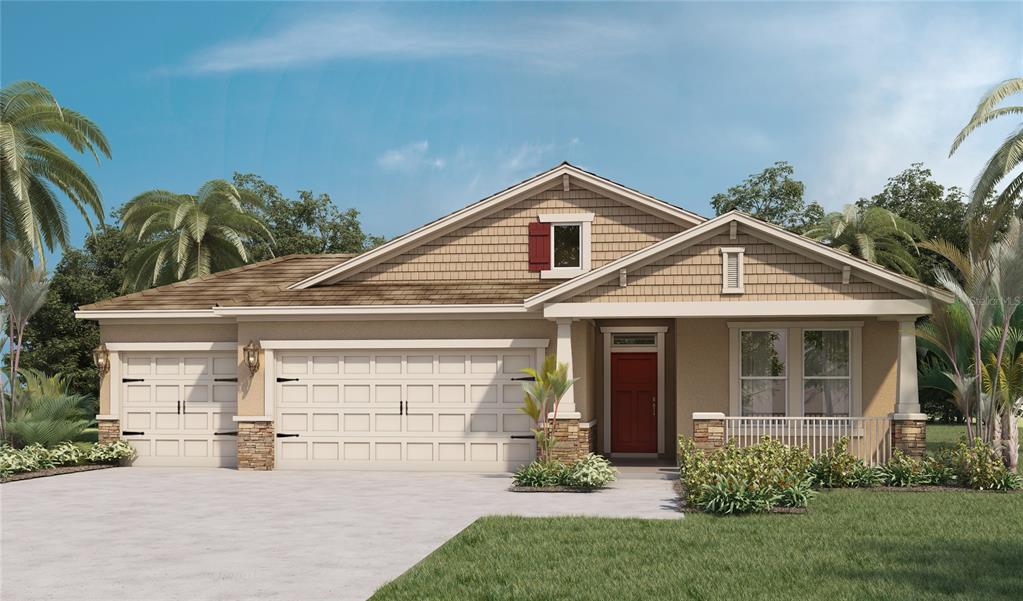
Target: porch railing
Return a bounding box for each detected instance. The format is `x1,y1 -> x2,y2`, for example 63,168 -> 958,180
723,416 -> 893,466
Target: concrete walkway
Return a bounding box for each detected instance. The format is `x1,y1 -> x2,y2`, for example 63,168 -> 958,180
1,467 -> 680,601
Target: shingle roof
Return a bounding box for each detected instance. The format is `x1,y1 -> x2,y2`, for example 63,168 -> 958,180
79,254 -> 559,310
79,254 -> 356,310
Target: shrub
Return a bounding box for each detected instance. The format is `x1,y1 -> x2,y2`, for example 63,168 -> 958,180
678,436 -> 813,514
881,451 -> 929,487
514,454 -> 618,489
777,477 -> 816,508
87,440 -> 137,464
809,438 -> 866,488
848,463 -> 885,488
991,470 -> 1023,491
949,438 -> 1017,491
921,447 -> 959,486
47,441 -> 87,466
7,392 -> 93,447
567,453 -> 617,488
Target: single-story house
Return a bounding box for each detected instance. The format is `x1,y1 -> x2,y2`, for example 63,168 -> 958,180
77,163 -> 947,470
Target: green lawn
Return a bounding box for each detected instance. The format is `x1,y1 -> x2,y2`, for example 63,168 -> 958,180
928,423 -> 1021,453
372,490 -> 1023,601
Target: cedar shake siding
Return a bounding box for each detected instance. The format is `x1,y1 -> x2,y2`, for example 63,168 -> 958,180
570,230 -> 909,303
349,181 -> 688,283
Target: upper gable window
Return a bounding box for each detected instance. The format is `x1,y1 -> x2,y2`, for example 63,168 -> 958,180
533,213 -> 594,279
721,247 -> 745,294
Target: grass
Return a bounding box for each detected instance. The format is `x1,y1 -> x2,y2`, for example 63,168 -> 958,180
928,423 -> 1021,453
372,490 -> 1023,601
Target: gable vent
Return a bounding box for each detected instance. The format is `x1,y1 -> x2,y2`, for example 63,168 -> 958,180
721,247 -> 745,294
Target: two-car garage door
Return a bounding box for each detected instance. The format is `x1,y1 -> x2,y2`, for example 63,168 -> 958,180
273,348 -> 539,471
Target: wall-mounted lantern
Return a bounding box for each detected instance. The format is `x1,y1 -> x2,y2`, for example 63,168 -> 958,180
244,340 -> 261,376
92,343 -> 110,376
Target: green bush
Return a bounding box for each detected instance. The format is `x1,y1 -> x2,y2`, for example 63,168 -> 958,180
567,453 -> 617,488
921,447 -> 959,486
678,436 -> 813,514
7,392 -> 93,447
881,451 -> 929,487
809,438 -> 866,488
513,454 -> 618,489
848,463 -> 885,488
778,477 -> 817,508
947,438 -> 1017,491
87,440 -> 137,464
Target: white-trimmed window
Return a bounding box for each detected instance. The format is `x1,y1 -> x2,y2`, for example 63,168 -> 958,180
803,329 -> 851,417
721,247 -> 745,293
729,322 -> 862,418
539,213 -> 593,279
738,329 -> 787,416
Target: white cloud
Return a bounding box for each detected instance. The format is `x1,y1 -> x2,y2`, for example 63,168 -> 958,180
376,140 -> 446,173
179,11 -> 642,75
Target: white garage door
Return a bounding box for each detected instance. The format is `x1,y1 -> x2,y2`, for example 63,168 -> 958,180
120,352 -> 238,467
273,348 -> 539,471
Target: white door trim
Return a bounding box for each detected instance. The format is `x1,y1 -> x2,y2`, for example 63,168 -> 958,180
600,327 -> 665,455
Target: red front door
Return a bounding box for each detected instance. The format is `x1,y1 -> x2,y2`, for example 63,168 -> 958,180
611,353 -> 658,453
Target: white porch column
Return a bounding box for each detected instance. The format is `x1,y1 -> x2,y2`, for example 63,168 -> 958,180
554,318 -> 577,415
895,318 -> 921,414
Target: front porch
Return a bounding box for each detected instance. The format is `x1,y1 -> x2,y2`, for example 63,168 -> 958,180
552,314 -> 927,464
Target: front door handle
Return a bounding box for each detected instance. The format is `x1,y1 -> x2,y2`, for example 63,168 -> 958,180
652,397 -> 657,416
275,433 -> 300,438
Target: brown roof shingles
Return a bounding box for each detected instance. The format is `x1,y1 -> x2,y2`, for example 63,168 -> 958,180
79,254 -> 556,310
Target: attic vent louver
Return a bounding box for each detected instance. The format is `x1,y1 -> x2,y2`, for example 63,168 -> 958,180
721,247 -> 745,294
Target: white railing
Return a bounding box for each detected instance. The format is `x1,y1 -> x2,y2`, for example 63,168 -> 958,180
723,416 -> 893,466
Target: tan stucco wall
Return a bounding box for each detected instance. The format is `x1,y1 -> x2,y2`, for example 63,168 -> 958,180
569,320 -> 598,421
235,319 -> 558,416
97,320 -> 238,414
674,317 -> 899,443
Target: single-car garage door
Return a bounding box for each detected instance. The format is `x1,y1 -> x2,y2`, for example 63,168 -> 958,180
273,348 -> 539,470
120,352 -> 238,467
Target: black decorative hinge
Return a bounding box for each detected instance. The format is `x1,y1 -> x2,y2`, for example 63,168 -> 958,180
122,378 -> 145,383
275,432 -> 300,438
121,430 -> 145,436
215,377 -> 238,382
510,376 -> 536,381
276,377 -> 300,383
214,431 -> 239,436
510,434 -> 536,439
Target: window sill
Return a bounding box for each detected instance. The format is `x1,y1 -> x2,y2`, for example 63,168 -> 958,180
541,268 -> 588,280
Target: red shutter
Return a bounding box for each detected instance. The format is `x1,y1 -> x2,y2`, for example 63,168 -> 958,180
528,221 -> 551,271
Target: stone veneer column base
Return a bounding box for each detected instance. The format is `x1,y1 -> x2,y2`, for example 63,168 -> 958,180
891,413 -> 927,459
692,412 -> 726,452
97,419 -> 120,444
237,421 -> 274,470
547,417 -> 596,463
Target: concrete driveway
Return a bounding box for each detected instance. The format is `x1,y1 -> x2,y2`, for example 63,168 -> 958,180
1,467 -> 679,601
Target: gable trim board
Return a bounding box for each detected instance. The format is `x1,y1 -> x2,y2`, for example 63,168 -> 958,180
543,299 -> 935,318
289,163 -> 704,290
524,211 -> 953,308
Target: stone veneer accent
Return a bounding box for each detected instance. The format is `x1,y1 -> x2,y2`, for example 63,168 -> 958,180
97,419 -> 120,444
237,421 -> 274,470
891,414 -> 927,459
692,413 -> 726,451
548,418 -> 596,463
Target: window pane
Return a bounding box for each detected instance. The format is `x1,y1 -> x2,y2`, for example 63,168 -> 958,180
612,334 -> 656,346
803,330 -> 850,376
553,224 -> 581,268
741,379 -> 786,416
740,330 -> 786,377
803,379 -> 850,416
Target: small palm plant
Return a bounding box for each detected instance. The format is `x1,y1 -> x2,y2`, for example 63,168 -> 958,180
7,370 -> 93,447
805,205 -> 923,276
519,354 -> 576,462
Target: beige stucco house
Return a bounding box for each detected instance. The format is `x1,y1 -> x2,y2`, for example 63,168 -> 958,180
77,163 -> 948,470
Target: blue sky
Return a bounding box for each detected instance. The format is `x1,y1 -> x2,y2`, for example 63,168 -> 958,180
3,1 -> 1021,263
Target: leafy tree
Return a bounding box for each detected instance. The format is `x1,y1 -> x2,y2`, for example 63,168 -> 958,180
233,173 -> 383,260
18,227 -> 129,399
857,164 -> 968,285
950,77 -> 1023,218
710,162 -> 824,232
0,251 -> 50,439
804,205 -> 923,276
121,179 -> 273,288
1,81 -> 110,264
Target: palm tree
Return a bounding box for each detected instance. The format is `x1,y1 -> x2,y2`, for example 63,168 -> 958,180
121,179 -> 273,289
805,205 -> 923,276
950,77 -> 1023,218
0,251 -> 50,440
1,81 -> 111,264
518,354 -> 576,462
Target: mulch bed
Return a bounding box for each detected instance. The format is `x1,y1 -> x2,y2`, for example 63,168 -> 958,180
508,485 -> 603,493
1,464 -> 117,484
